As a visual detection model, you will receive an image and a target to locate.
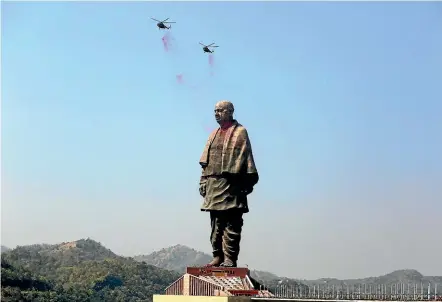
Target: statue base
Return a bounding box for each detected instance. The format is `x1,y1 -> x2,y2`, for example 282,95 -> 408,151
160,266 -> 273,298
186,266 -> 250,278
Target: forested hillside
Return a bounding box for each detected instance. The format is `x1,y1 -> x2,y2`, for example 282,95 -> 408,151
134,244 -> 306,288
1,258 -> 91,301
136,244 -> 442,289
134,244 -> 281,281
3,239 -> 441,301
1,239 -> 180,302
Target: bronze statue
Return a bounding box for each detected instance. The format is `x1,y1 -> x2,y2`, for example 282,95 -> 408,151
199,100 -> 259,268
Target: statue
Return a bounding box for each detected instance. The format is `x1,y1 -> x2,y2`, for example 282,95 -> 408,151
199,100 -> 259,268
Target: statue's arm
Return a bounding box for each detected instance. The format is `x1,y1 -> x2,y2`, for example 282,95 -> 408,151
243,173 -> 258,194
199,167 -> 207,197
241,128 -> 259,193
246,173 -> 259,187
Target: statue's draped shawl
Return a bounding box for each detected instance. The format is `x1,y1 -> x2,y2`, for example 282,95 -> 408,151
199,120 -> 258,176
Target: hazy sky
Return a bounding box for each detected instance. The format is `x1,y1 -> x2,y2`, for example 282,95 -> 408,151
2,1 -> 441,280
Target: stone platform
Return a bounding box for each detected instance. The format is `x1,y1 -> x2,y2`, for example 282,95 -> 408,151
157,266 -> 273,299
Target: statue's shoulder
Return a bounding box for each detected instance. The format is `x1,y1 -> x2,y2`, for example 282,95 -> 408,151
234,122 -> 247,133
208,128 -> 219,137
233,123 -> 250,140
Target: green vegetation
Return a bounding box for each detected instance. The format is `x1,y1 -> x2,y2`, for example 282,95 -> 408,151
1,239 -> 180,302
1,257 -> 91,301
133,244 -> 281,282
3,239 -> 441,301
134,244 -> 442,289
134,244 -> 212,274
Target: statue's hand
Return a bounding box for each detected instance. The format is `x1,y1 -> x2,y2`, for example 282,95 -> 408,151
199,183 -> 206,197
240,187 -> 253,195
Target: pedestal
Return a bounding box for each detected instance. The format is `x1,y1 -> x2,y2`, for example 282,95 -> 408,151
186,266 -> 250,278
161,266 -> 273,298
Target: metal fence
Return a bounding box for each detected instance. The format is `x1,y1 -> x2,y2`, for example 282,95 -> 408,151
256,283 -> 441,300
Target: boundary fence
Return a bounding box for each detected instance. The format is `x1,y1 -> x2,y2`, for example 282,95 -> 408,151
256,283 -> 441,300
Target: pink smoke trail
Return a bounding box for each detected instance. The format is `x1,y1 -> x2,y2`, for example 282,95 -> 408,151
204,124 -> 215,133
175,73 -> 201,90
208,54 -> 215,76
162,32 -> 172,52
176,74 -> 184,84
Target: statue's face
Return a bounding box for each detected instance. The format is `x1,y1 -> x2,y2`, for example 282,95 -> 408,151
214,102 -> 231,124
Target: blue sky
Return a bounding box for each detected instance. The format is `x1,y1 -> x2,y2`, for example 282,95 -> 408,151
2,1 -> 441,279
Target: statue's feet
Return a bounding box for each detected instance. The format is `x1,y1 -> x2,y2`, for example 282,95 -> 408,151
204,256 -> 223,267
220,258 -> 237,267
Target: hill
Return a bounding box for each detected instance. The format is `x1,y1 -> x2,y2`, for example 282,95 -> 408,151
134,244 -> 291,283
134,244 -> 308,293
3,239 -> 441,300
304,269 -> 442,288
1,238 -> 180,302
135,244 -> 442,289
1,245 -> 11,253
134,244 -> 212,273
1,257 -> 91,301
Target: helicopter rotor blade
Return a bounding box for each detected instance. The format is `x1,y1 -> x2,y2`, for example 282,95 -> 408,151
161,18 -> 170,22
163,21 -> 176,23
150,18 -> 161,22
207,43 -> 215,47
199,42 -> 206,46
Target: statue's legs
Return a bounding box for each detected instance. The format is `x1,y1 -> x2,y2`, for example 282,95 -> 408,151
221,209 -> 243,267
207,209 -> 244,267
206,210 -> 225,267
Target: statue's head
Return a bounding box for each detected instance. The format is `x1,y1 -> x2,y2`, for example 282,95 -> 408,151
214,100 -> 234,125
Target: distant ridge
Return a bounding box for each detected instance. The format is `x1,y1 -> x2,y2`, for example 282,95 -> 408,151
1,245 -> 10,253
3,238 -> 441,300
134,244 -> 211,273
134,244 -> 281,282
134,244 -> 442,288
4,238 -> 121,267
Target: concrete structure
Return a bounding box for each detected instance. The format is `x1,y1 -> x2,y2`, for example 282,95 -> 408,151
162,267 -> 273,297
155,266 -> 441,302
154,296 -> 437,302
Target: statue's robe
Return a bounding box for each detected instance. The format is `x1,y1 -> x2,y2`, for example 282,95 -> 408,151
199,120 -> 259,212
199,120 -> 259,263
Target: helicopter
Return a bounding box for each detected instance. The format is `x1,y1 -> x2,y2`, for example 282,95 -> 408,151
199,42 -> 219,53
150,17 -> 176,30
